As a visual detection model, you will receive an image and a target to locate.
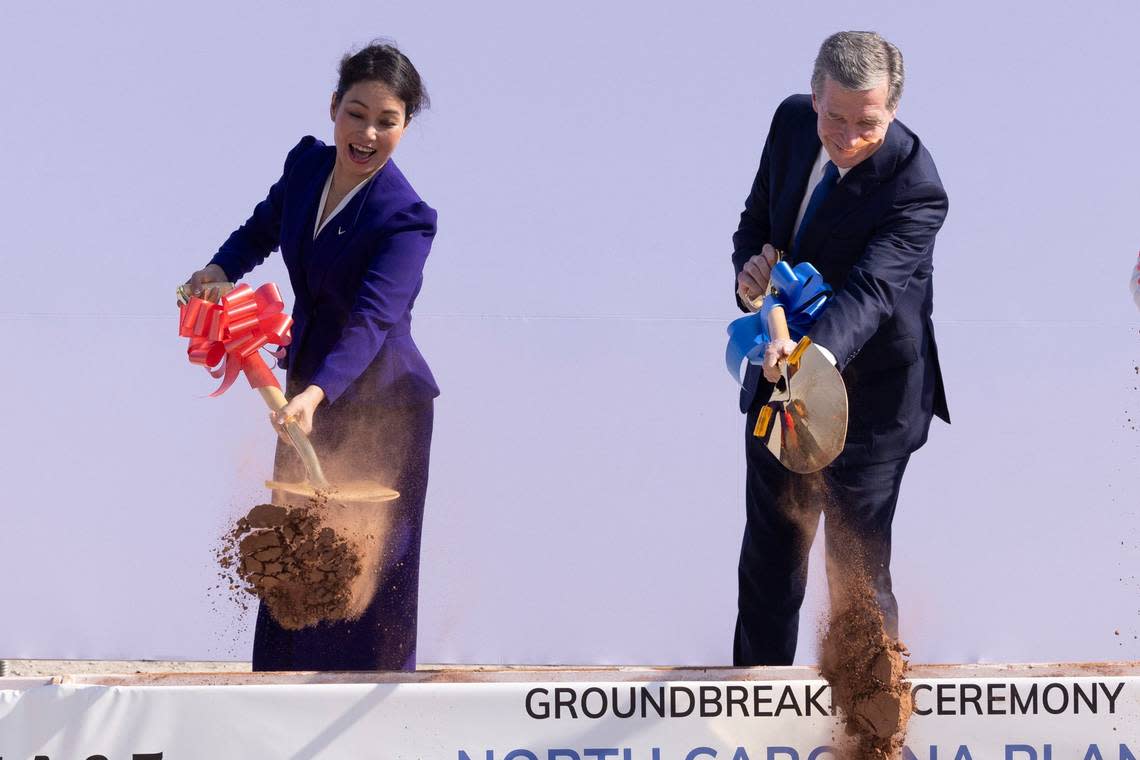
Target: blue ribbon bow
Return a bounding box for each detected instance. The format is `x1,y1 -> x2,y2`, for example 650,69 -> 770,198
725,261 -> 833,385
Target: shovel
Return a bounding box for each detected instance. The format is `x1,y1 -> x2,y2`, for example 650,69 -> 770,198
258,384 -> 400,503
178,281 -> 400,503
751,300 -> 848,473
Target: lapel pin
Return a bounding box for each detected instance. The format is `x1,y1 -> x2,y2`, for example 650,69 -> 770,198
337,226 -> 346,235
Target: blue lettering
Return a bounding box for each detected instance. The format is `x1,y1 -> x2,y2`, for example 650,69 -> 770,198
903,747 -> 937,760
458,752 -> 491,760
505,752 -> 539,760
687,749 -> 717,760
731,748 -> 751,760
954,746 -> 973,760
1120,744 -> 1136,760
1006,746 -> 1037,760
768,749 -> 798,760
808,747 -> 838,760
550,751 -> 582,760
584,751 -> 619,760
1083,745 -> 1104,760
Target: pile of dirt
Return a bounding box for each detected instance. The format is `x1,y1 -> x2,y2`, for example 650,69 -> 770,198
820,571 -> 913,760
217,501 -> 364,630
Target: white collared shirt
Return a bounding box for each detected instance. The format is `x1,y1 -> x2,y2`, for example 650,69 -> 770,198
313,171 -> 374,239
744,146 -> 847,365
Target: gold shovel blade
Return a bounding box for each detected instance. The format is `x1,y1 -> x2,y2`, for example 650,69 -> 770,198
757,340 -> 848,474
266,479 -> 401,503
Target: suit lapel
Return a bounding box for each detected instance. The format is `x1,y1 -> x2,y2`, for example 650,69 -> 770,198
278,149 -> 333,312
307,167 -> 383,297
283,149 -> 334,269
774,128 -> 822,252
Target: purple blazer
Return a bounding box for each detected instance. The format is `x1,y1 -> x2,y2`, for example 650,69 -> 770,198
211,136 -> 439,407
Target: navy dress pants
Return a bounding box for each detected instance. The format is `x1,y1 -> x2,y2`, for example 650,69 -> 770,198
252,398 -> 433,672
733,401 -> 910,666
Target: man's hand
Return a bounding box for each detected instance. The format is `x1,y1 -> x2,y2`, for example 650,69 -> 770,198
271,385 -> 326,437
737,244 -> 779,309
762,338 -> 798,383
180,263 -> 233,304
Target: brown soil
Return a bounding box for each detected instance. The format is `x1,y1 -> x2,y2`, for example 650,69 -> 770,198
820,570 -> 913,760
777,471 -> 913,760
217,500 -> 365,630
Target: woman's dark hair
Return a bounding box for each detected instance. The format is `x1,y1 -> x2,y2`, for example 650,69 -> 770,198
335,41 -> 429,122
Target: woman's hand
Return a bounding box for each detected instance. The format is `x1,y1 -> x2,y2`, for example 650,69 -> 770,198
271,385 -> 326,437
180,263 -> 233,304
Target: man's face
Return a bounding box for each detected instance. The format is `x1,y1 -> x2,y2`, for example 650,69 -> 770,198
812,76 -> 896,170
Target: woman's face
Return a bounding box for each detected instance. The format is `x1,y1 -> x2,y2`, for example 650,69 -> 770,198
330,80 -> 407,183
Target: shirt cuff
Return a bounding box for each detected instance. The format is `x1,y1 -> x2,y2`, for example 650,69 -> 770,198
815,343 -> 837,366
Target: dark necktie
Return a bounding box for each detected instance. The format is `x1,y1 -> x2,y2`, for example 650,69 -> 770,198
792,160 -> 839,256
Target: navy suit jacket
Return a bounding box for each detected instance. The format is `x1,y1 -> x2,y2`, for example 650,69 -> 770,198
211,136 -> 439,407
733,95 -> 950,463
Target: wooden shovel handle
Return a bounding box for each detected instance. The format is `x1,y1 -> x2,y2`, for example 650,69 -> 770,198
767,304 -> 791,343
256,386 -> 330,488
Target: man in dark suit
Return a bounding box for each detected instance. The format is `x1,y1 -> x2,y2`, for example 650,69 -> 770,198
731,31 -> 950,665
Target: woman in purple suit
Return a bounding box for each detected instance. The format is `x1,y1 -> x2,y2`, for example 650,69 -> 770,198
182,42 -> 438,671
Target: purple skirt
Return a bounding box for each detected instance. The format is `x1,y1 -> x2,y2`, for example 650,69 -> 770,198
251,398 -> 433,672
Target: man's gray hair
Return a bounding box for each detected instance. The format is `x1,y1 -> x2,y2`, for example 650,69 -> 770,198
811,31 -> 905,111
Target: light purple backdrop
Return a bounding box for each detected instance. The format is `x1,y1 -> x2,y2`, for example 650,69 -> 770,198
1,1 -> 1138,664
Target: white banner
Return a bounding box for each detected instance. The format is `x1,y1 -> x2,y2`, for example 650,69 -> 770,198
1,672 -> 1138,759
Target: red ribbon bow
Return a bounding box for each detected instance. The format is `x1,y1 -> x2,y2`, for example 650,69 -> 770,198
178,283 -> 293,396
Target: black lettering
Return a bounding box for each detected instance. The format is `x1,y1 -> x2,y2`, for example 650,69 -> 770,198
726,685 -> 748,717
133,755 -> 164,760
753,684 -> 773,716
1011,684 -> 1038,714
806,685 -> 829,716
581,687 -> 607,719
641,686 -> 665,718
775,685 -> 803,716
526,688 -> 550,719
987,683 -> 1007,714
555,687 -> 578,719
671,686 -> 695,718
961,684 -> 982,715
1042,683 -> 1069,715
700,686 -> 723,718
1074,684 -> 1097,714
613,687 -> 636,719
911,684 -> 932,716
1101,682 -> 1125,714
937,683 -> 955,715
